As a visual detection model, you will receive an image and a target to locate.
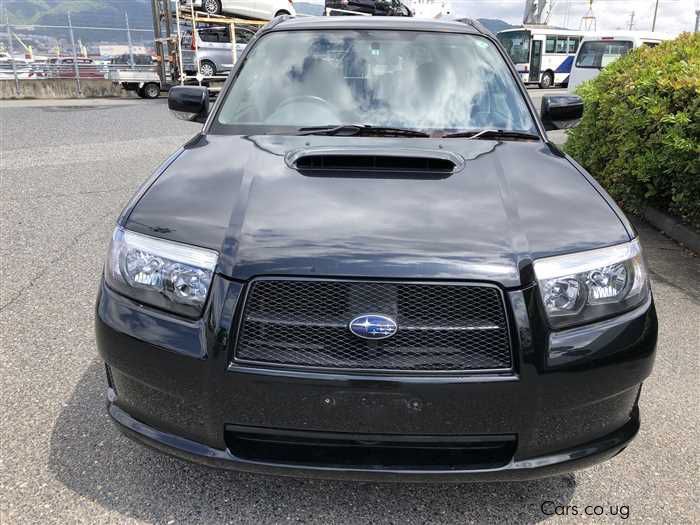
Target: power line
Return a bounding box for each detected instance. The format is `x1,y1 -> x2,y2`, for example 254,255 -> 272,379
7,23 -> 153,32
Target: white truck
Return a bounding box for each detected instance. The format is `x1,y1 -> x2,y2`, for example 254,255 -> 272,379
107,68 -> 164,99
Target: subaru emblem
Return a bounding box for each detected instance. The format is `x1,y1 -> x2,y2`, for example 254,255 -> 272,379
349,314 -> 398,340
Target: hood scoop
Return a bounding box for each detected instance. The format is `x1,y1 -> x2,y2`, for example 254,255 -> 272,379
286,147 -> 464,178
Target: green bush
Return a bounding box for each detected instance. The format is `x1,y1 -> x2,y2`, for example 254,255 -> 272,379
565,33 -> 700,230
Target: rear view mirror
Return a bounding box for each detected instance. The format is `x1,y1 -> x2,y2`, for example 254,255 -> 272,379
168,86 -> 210,123
541,95 -> 583,131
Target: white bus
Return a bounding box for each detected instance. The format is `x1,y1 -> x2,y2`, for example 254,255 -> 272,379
568,32 -> 670,93
497,27 -> 588,88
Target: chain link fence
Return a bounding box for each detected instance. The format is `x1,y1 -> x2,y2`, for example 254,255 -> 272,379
2,11 -> 156,96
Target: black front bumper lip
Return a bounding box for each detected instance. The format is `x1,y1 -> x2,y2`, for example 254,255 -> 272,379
108,398 -> 639,482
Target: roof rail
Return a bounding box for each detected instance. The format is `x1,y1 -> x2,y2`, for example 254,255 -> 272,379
467,19 -> 491,35
262,13 -> 295,32
454,18 -> 490,35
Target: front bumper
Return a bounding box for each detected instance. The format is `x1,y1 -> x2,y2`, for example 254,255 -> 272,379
108,397 -> 639,482
96,276 -> 657,481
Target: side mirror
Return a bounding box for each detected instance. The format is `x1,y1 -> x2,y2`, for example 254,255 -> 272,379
541,95 -> 583,131
168,86 -> 210,123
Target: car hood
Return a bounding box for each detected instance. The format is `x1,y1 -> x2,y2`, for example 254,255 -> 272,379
125,134 -> 630,288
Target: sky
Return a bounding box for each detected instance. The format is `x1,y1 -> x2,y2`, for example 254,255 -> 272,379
450,0 -> 698,35
1,0 -> 695,37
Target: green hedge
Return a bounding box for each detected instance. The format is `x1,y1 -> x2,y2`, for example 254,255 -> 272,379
565,33 -> 700,230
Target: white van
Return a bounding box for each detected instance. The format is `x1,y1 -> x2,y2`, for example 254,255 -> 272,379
568,32 -> 670,93
181,24 -> 257,77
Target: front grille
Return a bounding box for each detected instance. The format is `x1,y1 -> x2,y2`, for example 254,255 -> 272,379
234,279 -> 512,372
225,425 -> 517,470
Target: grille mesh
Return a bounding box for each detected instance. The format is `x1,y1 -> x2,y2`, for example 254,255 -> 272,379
234,280 -> 512,372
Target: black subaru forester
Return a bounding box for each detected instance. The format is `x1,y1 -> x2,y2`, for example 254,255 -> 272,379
96,16 -> 657,481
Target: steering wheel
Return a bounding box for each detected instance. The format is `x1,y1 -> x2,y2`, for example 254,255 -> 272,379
274,95 -> 337,113
471,109 -> 513,129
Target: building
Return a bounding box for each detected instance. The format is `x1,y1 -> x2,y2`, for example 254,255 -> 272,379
98,44 -> 149,57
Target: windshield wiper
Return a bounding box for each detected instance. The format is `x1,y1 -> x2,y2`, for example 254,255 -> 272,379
441,129 -> 540,140
297,124 -> 430,138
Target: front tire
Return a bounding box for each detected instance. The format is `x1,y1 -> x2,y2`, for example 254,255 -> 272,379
274,10 -> 291,17
539,71 -> 554,89
203,0 -> 222,15
142,82 -> 160,99
200,60 -> 216,77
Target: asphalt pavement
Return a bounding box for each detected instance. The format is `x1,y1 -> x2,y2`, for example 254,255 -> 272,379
1,96 -> 698,524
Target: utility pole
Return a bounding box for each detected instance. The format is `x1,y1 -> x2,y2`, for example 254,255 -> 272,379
125,11 -> 135,69
695,10 -> 699,33
652,0 -> 659,31
628,10 -> 635,30
523,0 -> 548,25
580,0 -> 596,31
5,7 -> 19,96
67,12 -> 81,96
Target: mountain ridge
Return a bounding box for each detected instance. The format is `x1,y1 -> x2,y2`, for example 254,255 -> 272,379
5,1 -> 514,42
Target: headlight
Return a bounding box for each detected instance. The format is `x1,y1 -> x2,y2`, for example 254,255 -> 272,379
105,226 -> 218,318
534,239 -> 649,329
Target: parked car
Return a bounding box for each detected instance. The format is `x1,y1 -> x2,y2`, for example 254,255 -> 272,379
97,17 -> 657,482
46,57 -> 103,79
109,53 -> 156,67
568,32 -> 670,93
0,52 -> 33,79
181,24 -> 256,76
325,0 -> 411,16
180,0 -> 295,20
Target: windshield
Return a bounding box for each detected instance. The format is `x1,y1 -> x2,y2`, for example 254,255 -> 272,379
214,30 -> 536,135
497,30 -> 530,65
575,40 -> 633,69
